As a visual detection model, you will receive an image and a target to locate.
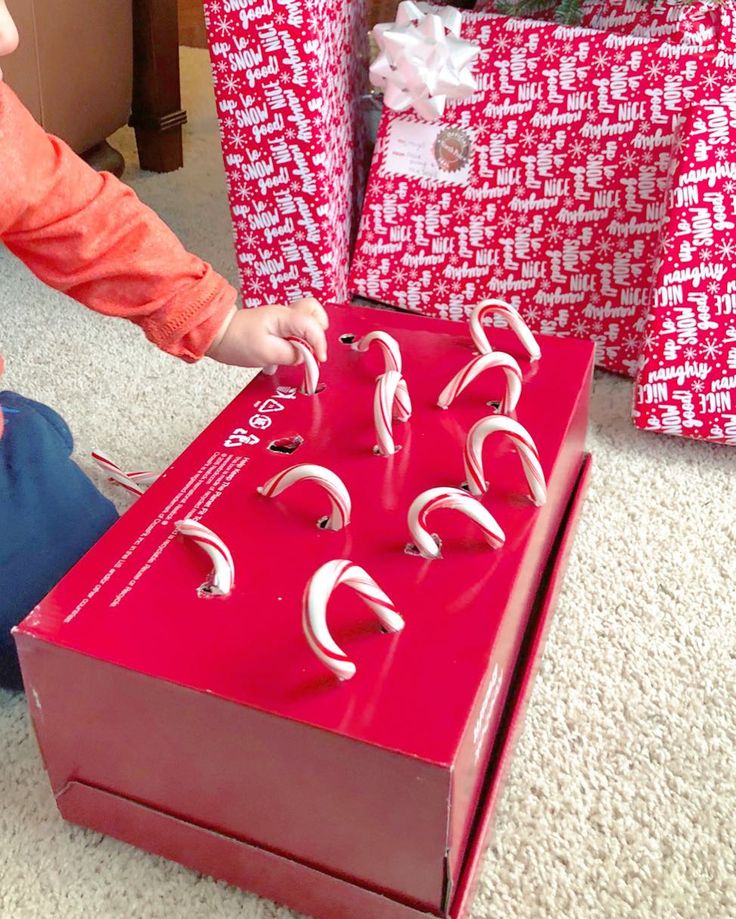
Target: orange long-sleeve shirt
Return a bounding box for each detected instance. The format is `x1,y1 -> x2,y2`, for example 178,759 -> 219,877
0,82 -> 237,362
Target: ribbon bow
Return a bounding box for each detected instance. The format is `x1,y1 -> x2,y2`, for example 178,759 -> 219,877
369,1 -> 480,122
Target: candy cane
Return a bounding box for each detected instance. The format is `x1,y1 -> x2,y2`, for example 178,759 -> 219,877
285,337 -> 320,395
407,487 -> 506,559
353,330 -> 403,373
258,464 -> 352,530
91,450 -> 159,497
437,352 -> 522,413
470,299 -> 541,362
302,560 -> 404,681
374,370 -> 412,455
393,376 -> 412,422
464,415 -> 547,505
175,518 -> 235,597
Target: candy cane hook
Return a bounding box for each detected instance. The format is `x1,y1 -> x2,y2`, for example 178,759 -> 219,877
258,464 -> 352,530
437,352 -> 522,413
407,487 -> 506,559
91,450 -> 159,497
285,337 -> 321,395
464,415 -> 547,505
374,370 -> 412,456
175,518 -> 235,597
470,299 -> 541,362
353,330 -> 403,374
303,560 -> 404,681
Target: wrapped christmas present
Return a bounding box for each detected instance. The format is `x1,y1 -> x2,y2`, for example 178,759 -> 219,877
633,89 -> 736,445
349,3 -> 721,375
202,0 -> 370,307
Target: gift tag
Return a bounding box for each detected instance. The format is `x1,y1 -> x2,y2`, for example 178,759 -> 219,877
383,119 -> 473,186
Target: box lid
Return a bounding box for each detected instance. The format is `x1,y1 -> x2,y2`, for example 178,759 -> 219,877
19,305 -> 593,767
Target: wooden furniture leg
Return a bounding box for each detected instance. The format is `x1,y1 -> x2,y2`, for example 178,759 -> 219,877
130,0 -> 188,172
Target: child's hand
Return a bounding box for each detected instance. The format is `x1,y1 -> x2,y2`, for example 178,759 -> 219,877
206,298 -> 329,368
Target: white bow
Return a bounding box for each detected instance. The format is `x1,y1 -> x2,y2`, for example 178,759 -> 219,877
369,1 -> 480,122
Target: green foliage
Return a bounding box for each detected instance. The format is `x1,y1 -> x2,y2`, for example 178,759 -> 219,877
493,0 -> 586,26
494,0 -> 559,20
554,0 -> 586,24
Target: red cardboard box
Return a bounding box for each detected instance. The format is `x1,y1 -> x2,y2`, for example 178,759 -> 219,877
15,305 -> 593,916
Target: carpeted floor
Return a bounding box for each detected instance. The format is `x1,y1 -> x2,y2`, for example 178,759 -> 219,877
1,48 -> 734,919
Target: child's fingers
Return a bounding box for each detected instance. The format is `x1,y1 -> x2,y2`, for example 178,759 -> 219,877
278,311 -> 328,362
264,337 -> 305,367
289,297 -> 329,330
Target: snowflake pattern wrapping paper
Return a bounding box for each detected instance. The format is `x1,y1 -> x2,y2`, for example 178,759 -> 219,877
350,2 -> 736,443
634,90 -> 736,445
475,0 -> 721,47
581,0 -> 720,42
203,0 -> 369,307
350,12 -> 707,372
579,1 -> 736,444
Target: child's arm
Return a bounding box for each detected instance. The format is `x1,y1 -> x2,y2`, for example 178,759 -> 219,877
0,82 -> 326,365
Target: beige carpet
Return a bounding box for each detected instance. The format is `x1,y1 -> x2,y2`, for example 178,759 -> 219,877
1,48 -> 734,919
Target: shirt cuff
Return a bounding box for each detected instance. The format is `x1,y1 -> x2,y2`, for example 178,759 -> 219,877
141,274 -> 238,363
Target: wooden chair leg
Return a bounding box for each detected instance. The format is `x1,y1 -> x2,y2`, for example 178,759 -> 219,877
130,0 -> 187,173
132,124 -> 185,174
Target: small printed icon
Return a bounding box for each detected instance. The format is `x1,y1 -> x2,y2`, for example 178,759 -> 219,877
254,398 -> 285,413
224,428 -> 260,448
249,414 -> 272,430
276,386 -> 298,399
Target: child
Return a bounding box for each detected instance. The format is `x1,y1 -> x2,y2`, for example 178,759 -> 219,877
0,0 -> 328,690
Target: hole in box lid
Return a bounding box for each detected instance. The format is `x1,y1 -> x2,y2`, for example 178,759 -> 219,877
268,435 -> 304,455
304,383 -> 326,395
404,534 -> 442,558
339,334 -> 356,344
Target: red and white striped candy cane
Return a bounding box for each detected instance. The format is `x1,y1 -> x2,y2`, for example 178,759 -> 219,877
470,299 -> 541,362
258,463 -> 352,530
464,415 -> 547,505
91,450 -> 159,498
374,370 -> 412,455
285,337 -> 320,395
302,559 -> 404,681
353,330 -> 403,373
407,487 -> 506,559
437,352 -> 522,413
175,518 -> 235,597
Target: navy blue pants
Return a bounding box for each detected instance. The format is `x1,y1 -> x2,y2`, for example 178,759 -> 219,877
0,392 -> 118,690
